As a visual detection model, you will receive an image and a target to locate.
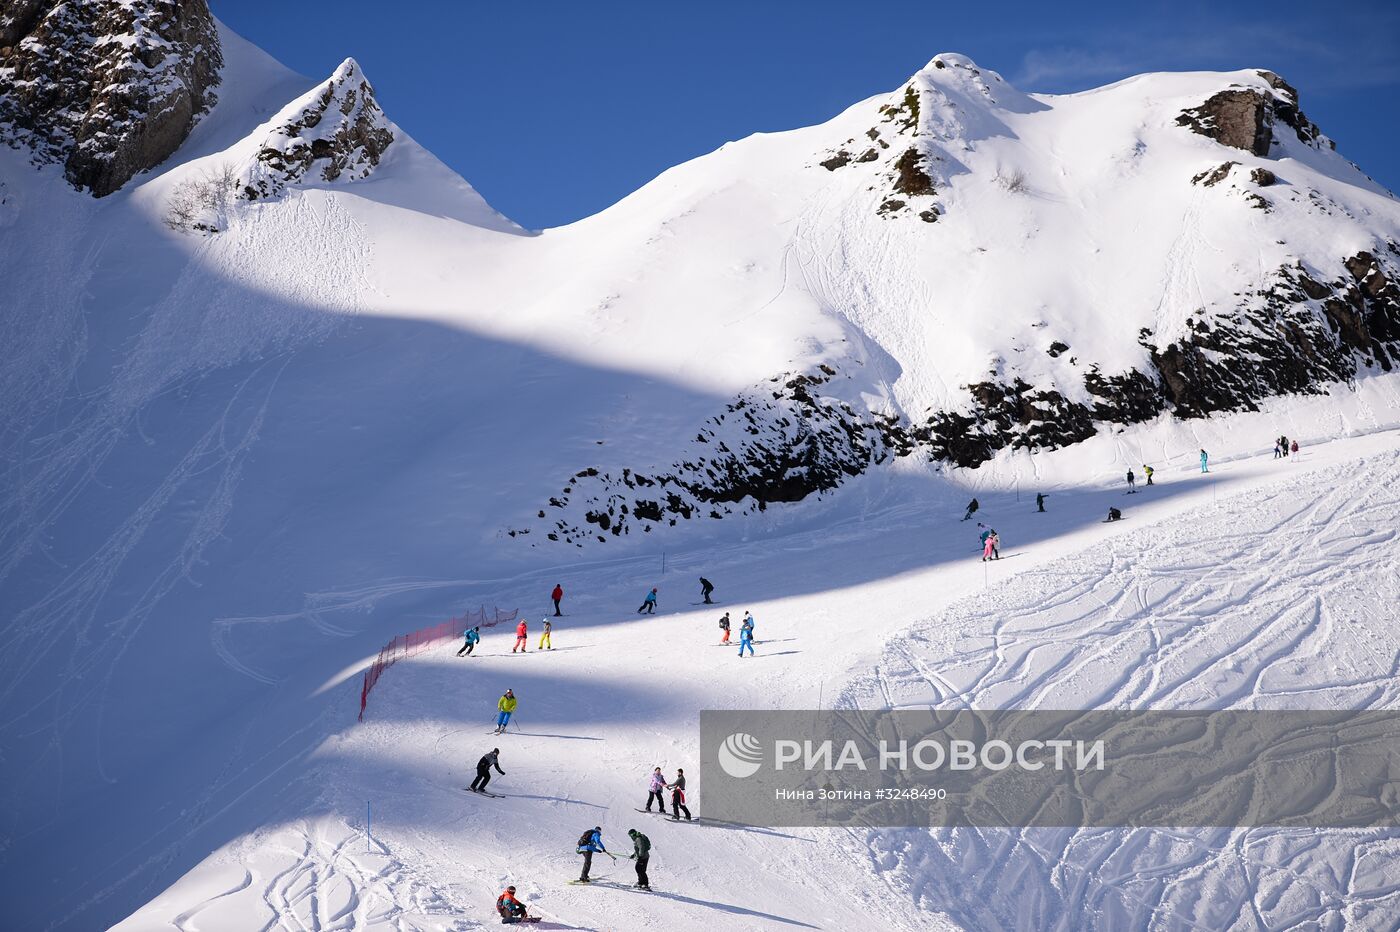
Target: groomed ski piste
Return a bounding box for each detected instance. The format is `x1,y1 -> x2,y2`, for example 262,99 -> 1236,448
111,384 -> 1400,931
6,10 -> 1400,931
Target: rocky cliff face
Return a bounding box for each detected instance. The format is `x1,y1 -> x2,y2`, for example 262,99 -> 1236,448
240,58 -> 393,201
1176,70 -> 1330,156
0,0 -> 221,197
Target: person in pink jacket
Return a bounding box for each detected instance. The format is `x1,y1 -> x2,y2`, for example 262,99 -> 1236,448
645,767 -> 667,812
513,618 -> 528,653
982,532 -> 999,562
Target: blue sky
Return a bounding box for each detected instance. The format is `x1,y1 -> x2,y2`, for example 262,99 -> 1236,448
213,0 -> 1399,230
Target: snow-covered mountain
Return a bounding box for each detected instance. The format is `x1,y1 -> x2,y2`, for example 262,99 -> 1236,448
4,4 -> 1400,930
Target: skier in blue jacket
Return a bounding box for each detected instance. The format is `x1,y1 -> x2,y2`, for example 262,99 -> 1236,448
738,613 -> 755,657
637,588 -> 658,615
1199,449 -> 1209,473
576,826 -> 610,882
456,626 -> 480,657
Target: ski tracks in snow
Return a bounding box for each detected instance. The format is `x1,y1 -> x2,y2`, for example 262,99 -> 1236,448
836,448 -> 1400,930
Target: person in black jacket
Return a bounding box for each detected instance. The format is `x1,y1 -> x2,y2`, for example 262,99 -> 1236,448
963,498 -> 979,521
627,829 -> 653,889
471,748 -> 504,793
699,577 -> 715,604
667,768 -> 691,821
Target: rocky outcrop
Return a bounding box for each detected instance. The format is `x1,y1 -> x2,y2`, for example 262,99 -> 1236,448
817,82 -> 942,221
241,58 -> 393,200
518,246 -> 1400,537
0,0 -> 222,196
512,367 -> 907,546
1176,70 -> 1331,157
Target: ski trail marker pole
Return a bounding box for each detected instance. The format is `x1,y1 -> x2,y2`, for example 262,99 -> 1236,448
367,801 -> 371,854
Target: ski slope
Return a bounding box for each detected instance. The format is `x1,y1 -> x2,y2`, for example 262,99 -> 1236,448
112,409 -> 1400,931
6,12 -> 1400,930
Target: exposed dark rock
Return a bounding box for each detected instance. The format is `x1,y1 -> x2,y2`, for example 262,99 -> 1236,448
820,150 -> 851,171
1177,91 -> 1271,155
1192,161 -> 1238,187
1047,341 -> 1069,358
892,147 -> 935,196
241,58 -> 393,200
1250,167 -> 1276,186
1176,72 -> 1331,157
856,148 -> 879,163
918,209 -> 939,223
878,198 -> 906,214
0,0 -> 222,197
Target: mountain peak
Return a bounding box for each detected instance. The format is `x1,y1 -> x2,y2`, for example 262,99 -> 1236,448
240,54 -> 394,199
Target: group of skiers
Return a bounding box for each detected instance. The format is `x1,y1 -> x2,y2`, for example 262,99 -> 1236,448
574,824 -> 656,889
717,611 -> 756,655
1273,435 -> 1299,459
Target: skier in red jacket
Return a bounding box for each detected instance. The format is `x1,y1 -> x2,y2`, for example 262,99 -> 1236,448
551,583 -> 563,616
513,619 -> 528,653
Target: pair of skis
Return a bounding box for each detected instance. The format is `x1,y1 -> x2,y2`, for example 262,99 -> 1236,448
464,787 -> 505,798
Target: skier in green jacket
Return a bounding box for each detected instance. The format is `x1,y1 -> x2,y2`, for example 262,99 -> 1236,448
627,829 -> 653,889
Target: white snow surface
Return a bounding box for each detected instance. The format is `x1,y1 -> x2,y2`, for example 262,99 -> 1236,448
3,17 -> 1400,932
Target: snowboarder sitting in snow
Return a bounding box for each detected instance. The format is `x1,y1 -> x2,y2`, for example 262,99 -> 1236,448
457,626 -> 481,657
1107,507 -> 1122,522
700,576 -> 715,604
576,826 -> 609,882
496,885 -> 531,923
472,748 -> 504,793
718,612 -> 731,643
638,587 -> 658,614
963,498 -> 979,521
627,828 -> 653,889
495,689 -> 517,734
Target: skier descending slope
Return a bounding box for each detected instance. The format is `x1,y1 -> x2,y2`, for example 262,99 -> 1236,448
575,827 -> 611,882
699,576 -> 715,604
626,829 -> 653,889
513,618 -> 529,652
496,885 -> 538,923
456,625 -> 480,657
645,767 -> 667,812
1036,493 -> 1047,513
638,587 -> 658,614
472,748 -> 504,793
1143,464 -> 1155,486
668,768 -> 692,821
963,498 -> 979,521
738,613 -> 755,657
494,690 -> 517,734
